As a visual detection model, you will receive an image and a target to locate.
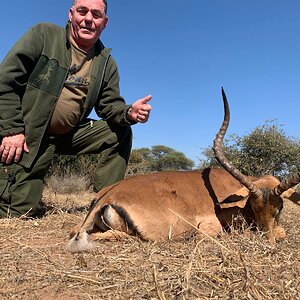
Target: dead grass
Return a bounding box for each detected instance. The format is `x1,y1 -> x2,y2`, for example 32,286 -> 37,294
45,174 -> 91,195
0,188 -> 299,300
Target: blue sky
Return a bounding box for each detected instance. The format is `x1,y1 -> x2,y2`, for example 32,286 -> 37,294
1,1 -> 299,164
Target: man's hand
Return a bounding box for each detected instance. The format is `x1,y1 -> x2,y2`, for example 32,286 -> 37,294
0,134 -> 29,164
127,95 -> 152,123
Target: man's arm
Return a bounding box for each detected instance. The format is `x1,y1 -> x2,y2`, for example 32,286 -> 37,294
95,56 -> 152,125
0,26 -> 42,163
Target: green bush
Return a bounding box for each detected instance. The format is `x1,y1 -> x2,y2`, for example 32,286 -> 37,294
199,120 -> 300,180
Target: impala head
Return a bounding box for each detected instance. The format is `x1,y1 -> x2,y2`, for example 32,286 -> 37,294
213,88 -> 300,243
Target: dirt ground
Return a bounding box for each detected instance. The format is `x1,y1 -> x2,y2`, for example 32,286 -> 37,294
0,189 -> 299,300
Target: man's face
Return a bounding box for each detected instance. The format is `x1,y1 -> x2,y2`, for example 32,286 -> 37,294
69,0 -> 108,51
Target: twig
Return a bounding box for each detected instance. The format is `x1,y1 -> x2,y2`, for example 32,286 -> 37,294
153,265 -> 168,300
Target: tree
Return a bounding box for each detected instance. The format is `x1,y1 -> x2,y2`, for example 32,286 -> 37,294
126,147 -> 152,176
199,120 -> 300,179
126,145 -> 194,176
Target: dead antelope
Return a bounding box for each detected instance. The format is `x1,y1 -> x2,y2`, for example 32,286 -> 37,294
68,89 -> 300,252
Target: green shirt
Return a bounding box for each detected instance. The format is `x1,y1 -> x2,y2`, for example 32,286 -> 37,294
0,22 -> 132,168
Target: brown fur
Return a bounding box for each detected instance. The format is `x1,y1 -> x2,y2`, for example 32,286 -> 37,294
67,89 -> 300,252
67,168 -> 299,252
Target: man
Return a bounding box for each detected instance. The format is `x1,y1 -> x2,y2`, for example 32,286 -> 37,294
0,0 -> 152,218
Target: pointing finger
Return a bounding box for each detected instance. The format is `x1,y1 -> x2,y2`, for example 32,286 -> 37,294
140,95 -> 152,104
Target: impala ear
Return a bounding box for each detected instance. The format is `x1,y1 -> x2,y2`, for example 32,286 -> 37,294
220,186 -> 250,203
218,186 -> 251,208
281,188 -> 300,205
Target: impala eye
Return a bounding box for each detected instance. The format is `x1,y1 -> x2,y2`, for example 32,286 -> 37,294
274,207 -> 282,221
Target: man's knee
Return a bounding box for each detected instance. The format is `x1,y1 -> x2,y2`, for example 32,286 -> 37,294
0,164 -> 44,218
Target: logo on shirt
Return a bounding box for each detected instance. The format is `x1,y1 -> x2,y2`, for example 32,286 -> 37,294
29,56 -> 65,96
33,60 -> 56,86
65,64 -> 90,88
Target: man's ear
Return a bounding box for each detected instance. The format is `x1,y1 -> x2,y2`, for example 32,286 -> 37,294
69,8 -> 74,22
103,17 -> 109,30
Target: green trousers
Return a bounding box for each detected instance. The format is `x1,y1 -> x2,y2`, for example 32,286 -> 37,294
0,119 -> 132,218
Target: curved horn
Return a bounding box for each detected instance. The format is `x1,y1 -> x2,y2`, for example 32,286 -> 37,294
269,172 -> 300,198
213,88 -> 262,199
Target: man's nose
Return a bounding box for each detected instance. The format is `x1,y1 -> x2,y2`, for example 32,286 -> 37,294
84,11 -> 93,22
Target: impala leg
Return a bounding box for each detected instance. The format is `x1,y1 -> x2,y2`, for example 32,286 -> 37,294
90,229 -> 134,241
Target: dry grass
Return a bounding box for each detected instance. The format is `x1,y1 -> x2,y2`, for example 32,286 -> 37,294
0,188 -> 299,300
45,175 -> 91,195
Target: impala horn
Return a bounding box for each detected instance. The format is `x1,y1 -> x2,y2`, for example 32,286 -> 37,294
213,88 -> 263,203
